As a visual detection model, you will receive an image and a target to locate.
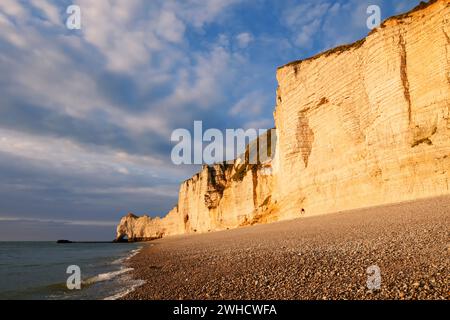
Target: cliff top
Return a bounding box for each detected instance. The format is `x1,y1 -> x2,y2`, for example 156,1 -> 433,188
278,0 -> 442,70
126,212 -> 138,218
180,128 -> 276,186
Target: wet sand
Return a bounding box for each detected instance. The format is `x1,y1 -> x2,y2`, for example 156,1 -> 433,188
123,196 -> 449,300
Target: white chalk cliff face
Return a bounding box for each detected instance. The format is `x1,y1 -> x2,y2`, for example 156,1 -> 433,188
116,131 -> 276,241
116,159 -> 275,241
116,0 -> 450,242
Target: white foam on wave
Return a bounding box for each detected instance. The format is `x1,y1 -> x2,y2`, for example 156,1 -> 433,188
101,245 -> 146,299
126,247 -> 143,260
103,279 -> 146,300
83,267 -> 134,285
111,246 -> 143,265
111,257 -> 125,265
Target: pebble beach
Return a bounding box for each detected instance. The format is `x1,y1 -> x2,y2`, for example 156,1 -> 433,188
123,196 -> 449,300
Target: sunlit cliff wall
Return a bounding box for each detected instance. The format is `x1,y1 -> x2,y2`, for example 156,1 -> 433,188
272,0 -> 450,219
116,131 -> 276,241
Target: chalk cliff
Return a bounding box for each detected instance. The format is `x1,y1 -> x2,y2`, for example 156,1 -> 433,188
116,0 -> 450,242
116,130 -> 277,241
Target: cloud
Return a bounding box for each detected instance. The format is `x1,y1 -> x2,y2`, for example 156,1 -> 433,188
294,18 -> 321,48
283,1 -> 330,27
156,10 -> 186,43
30,0 -> 61,25
0,127 -> 188,223
0,1 -> 246,231
0,0 -> 248,140
281,1 -> 331,49
0,0 -> 28,21
75,0 -> 241,72
280,0 -> 401,52
0,216 -> 117,227
0,127 -> 187,180
174,0 -> 242,28
76,0 -> 161,72
236,32 -> 254,48
229,90 -> 267,117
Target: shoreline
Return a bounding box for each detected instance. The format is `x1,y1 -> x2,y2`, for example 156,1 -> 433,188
101,246 -> 146,300
121,195 -> 449,300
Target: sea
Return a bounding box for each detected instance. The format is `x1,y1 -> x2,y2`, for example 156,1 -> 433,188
0,242 -> 145,300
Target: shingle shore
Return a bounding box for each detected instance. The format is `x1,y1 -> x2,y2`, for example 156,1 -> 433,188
123,196 -> 449,300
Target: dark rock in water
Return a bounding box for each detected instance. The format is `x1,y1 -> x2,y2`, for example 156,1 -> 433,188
57,240 -> 115,244
56,240 -> 73,244
113,238 -> 129,243
113,237 -> 157,243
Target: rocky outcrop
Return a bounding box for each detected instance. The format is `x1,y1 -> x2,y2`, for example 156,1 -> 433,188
116,0 -> 450,242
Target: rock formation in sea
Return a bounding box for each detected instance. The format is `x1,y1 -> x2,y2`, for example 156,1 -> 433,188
116,0 -> 450,242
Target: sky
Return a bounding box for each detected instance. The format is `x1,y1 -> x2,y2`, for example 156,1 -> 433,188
0,0 -> 422,240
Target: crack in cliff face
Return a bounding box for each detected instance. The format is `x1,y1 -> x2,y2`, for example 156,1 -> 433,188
296,111 -> 314,168
443,27 -> 450,84
251,165 -> 258,208
251,134 -> 261,208
204,164 -> 228,209
399,34 -> 412,124
444,27 -> 450,44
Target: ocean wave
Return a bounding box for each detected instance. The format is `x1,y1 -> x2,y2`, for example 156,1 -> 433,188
126,247 -> 143,260
102,246 -> 145,299
103,279 -> 145,300
111,246 -> 143,265
111,257 -> 125,265
83,268 -> 134,285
